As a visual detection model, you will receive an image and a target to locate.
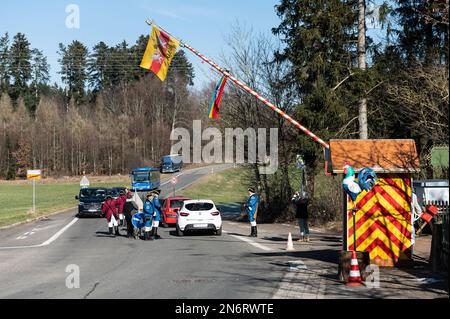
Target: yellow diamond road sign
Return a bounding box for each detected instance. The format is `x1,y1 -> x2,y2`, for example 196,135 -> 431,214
27,170 -> 42,180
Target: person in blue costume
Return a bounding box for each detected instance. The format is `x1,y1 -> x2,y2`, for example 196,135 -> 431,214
151,189 -> 162,240
245,187 -> 260,237
143,192 -> 155,241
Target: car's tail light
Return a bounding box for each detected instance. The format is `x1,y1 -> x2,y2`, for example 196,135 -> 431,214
180,212 -> 190,217
211,211 -> 220,216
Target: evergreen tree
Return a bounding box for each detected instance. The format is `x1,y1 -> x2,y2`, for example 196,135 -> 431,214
132,34 -> 150,80
4,134 -> 17,180
394,0 -> 449,65
9,33 -> 32,101
272,0 -> 359,193
58,40 -> 89,104
27,48 -> 50,113
168,50 -> 195,86
30,49 -> 50,89
109,41 -> 133,86
88,41 -> 110,92
0,32 -> 10,94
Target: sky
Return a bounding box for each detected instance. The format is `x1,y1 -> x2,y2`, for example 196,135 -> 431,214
0,0 -> 283,89
0,1 -> 388,90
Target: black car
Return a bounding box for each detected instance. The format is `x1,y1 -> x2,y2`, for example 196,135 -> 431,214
75,187 -> 108,217
111,187 -> 127,198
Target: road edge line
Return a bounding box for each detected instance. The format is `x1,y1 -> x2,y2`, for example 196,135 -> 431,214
0,217 -> 79,250
40,217 -> 79,246
229,234 -> 273,251
0,206 -> 77,231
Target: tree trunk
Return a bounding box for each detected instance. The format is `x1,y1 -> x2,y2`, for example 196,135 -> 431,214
53,126 -> 56,172
358,0 -> 368,139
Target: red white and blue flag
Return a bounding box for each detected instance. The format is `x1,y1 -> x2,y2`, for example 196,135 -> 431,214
208,75 -> 228,119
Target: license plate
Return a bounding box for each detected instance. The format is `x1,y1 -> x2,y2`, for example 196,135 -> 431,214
194,224 -> 208,228
88,209 -> 98,212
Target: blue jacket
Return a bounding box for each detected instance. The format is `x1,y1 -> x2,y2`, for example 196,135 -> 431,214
246,194 -> 259,222
143,200 -> 154,227
153,197 -> 161,222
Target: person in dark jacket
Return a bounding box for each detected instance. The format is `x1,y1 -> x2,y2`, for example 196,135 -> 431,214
292,192 -> 310,242
101,195 -> 120,236
123,192 -> 138,239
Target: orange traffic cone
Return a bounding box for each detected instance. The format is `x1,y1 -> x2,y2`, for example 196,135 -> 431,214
286,232 -> 295,251
346,250 -> 364,286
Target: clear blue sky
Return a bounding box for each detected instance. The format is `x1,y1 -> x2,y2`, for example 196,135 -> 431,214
0,0 -> 282,89
1,1 -> 388,90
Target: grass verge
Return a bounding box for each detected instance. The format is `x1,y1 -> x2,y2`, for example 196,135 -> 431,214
180,167 -> 250,206
0,176 -> 135,228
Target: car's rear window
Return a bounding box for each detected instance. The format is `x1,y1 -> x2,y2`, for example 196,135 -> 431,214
185,203 -> 214,211
170,200 -> 187,208
80,188 -> 106,198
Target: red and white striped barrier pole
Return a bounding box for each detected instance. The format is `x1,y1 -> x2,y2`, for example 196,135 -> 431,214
146,20 -> 330,150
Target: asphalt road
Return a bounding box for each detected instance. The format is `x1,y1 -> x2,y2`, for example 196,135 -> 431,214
1,164 -> 447,299
0,164 -> 286,299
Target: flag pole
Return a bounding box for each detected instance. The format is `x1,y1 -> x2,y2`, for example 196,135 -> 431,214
146,19 -> 330,150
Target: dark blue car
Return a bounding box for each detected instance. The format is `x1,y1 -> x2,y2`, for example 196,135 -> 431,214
161,155 -> 183,173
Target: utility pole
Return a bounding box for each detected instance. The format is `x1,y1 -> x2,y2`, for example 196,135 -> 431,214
358,0 -> 368,139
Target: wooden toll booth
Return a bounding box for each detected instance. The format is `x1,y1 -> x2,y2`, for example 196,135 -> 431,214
328,139 -> 420,267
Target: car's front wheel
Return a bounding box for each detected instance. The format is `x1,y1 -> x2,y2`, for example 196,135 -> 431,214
176,225 -> 184,237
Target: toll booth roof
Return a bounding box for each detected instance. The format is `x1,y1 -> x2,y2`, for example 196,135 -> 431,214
328,139 -> 420,174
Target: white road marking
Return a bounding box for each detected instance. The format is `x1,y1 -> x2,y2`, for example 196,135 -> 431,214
273,266 -> 328,299
288,260 -> 308,270
40,218 -> 79,246
229,234 -> 273,251
0,218 -> 79,250
16,232 -> 30,240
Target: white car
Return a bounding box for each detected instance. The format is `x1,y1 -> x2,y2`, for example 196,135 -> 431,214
176,199 -> 222,236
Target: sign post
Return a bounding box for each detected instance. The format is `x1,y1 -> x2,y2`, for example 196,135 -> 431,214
27,170 -> 42,213
296,155 -> 306,196
171,176 -> 178,197
80,174 -> 90,189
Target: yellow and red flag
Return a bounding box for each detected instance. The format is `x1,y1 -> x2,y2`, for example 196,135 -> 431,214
140,26 -> 180,81
208,75 -> 228,119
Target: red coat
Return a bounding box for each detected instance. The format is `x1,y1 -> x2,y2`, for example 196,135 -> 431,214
102,198 -> 118,222
116,195 -> 127,214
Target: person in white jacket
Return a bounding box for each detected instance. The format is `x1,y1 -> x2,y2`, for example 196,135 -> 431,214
411,190 -> 423,247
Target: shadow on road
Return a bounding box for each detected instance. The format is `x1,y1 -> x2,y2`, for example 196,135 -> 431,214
217,202 -> 242,220
95,231 -> 126,238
